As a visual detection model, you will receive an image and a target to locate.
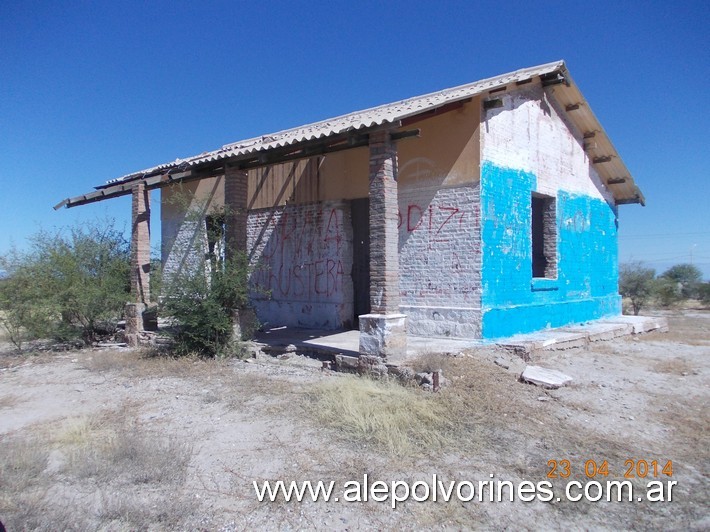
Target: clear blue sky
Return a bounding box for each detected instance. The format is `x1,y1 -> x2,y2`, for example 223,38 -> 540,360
1,0 -> 708,278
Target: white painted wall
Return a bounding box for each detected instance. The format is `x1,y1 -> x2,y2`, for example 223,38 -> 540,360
481,84 -> 614,203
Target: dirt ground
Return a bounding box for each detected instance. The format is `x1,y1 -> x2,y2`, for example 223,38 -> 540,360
1,309 -> 708,531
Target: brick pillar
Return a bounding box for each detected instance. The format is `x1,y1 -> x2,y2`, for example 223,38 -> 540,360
359,129 -> 407,360
224,164 -> 248,259
126,181 -> 150,344
224,164 -> 250,340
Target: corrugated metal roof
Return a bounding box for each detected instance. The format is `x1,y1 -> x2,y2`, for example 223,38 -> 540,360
103,60 -> 566,186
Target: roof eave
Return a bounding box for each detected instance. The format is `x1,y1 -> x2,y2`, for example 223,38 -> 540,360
543,64 -> 644,207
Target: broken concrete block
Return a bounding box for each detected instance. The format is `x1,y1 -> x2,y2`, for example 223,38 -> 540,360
520,366 -> 573,389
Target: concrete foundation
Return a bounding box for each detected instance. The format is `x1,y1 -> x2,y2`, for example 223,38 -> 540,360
358,313 -> 407,359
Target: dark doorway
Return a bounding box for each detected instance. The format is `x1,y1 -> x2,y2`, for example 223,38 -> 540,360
351,198 -> 371,327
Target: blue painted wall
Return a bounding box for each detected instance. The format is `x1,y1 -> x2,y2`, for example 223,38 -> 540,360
480,162 -> 621,339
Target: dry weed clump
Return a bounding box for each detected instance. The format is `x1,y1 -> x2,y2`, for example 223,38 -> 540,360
62,418 -> 193,485
0,437 -> 49,494
307,352 -> 541,458
0,408 -> 195,530
636,312 -> 709,346
309,375 -> 453,455
80,347 -> 228,379
407,351 -> 459,375
653,356 -> 695,375
97,490 -> 198,530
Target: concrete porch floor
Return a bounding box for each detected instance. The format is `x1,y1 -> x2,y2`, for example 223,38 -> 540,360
253,315 -> 668,365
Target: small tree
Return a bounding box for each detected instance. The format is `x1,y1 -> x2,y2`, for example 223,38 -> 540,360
0,220 -> 130,347
661,263 -> 702,299
619,261 -> 655,315
0,269 -> 55,350
161,252 -> 251,357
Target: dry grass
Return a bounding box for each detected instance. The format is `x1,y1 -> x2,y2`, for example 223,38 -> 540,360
66,431 -> 192,484
654,356 -> 696,375
80,347 -> 229,379
309,375 -> 452,455
301,350 -> 670,528
307,352 -> 547,460
54,414 -> 111,446
652,393 -> 710,459
0,405 -> 195,530
1,311 -> 708,529
0,437 -> 49,494
638,312 -> 710,346
56,408 -> 193,485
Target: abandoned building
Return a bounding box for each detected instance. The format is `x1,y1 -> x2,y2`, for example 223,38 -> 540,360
56,60 -> 644,357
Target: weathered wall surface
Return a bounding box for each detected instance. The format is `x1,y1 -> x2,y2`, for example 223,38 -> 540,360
247,200 -> 354,329
480,85 -> 620,338
247,158 -> 320,210
159,102 -> 485,335
398,184 -> 481,337
396,99 -> 483,338
161,177 -> 225,284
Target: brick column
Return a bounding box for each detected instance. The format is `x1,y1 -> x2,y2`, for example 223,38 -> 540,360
359,129 -> 407,360
224,164 -> 248,259
126,181 -> 150,344
224,164 -> 251,340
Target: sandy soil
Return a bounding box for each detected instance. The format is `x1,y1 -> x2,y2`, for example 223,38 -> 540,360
0,309 -> 708,530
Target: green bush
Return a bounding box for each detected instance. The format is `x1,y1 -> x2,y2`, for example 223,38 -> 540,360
149,257 -> 162,304
652,277 -> 682,308
698,282 -> 710,305
0,220 -> 130,349
0,271 -> 56,350
161,253 -> 251,357
158,191 -> 258,357
619,261 -> 655,315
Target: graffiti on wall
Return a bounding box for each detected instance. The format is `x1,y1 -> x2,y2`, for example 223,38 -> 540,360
397,202 -> 466,246
398,186 -> 480,306
250,205 -> 350,300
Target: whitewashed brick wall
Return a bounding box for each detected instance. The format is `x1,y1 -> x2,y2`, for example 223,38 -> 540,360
247,200 -> 354,330
481,84 -> 613,203
398,183 -> 482,338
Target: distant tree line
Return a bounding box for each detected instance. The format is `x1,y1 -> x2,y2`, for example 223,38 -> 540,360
619,262 -> 709,315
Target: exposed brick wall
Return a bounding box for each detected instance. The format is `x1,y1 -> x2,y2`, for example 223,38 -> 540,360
247,200 -> 354,329
398,183 -> 482,338
130,181 -> 151,304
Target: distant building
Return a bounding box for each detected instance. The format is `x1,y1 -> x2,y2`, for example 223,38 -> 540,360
57,60 -> 644,356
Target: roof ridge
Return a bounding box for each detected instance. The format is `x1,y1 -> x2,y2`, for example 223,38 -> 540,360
104,60 -> 566,185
